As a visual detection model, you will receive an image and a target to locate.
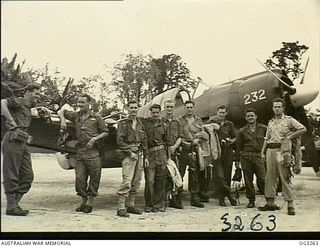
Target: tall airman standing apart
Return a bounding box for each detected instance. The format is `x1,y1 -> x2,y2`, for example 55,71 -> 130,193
236,108 -> 267,208
1,83 -> 41,216
143,104 -> 169,213
58,93 -> 109,213
213,105 -> 236,206
259,98 -> 306,215
178,100 -> 208,208
162,99 -> 183,209
116,100 -> 148,217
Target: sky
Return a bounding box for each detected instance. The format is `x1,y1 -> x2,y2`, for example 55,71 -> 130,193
1,0 -> 319,109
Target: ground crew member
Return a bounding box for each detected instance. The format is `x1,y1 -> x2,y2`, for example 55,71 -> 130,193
215,105 -> 236,186
204,121 -> 237,207
162,99 -> 183,209
1,83 -> 41,216
236,108 -> 267,208
143,104 -> 169,213
212,105 -> 236,205
259,98 -> 306,215
116,100 -> 148,217
178,100 -> 208,208
58,93 -> 108,214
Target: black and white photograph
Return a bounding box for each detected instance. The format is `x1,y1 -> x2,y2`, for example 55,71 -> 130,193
1,0 -> 319,239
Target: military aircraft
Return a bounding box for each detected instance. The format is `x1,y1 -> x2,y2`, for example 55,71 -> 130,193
1,59 -> 319,173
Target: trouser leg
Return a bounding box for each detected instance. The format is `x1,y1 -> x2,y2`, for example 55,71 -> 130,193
2,136 -> 27,210
17,147 -> 34,195
221,148 -> 233,187
117,157 -> 137,210
2,136 -> 24,195
153,149 -> 167,209
265,149 -> 279,200
213,160 -> 231,199
127,157 -> 143,207
144,166 -> 156,209
75,159 -> 89,197
199,168 -> 208,196
241,156 -> 255,201
87,157 -> 102,197
154,166 -> 167,209
277,152 -> 295,202
253,156 -> 266,196
188,159 -> 200,195
178,151 -> 189,181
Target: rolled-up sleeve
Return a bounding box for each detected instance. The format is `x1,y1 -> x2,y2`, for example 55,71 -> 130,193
289,118 -> 306,131
117,121 -> 130,151
96,115 -> 108,133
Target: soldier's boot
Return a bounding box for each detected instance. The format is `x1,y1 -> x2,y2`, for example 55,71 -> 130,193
287,200 -> 295,216
126,194 -> 143,214
6,194 -> 28,216
176,192 -> 183,208
227,195 -> 237,206
117,195 -> 127,215
258,198 -> 280,211
76,196 -> 88,212
247,200 -> 255,208
83,195 -> 94,213
15,193 -> 24,204
199,192 -> 209,203
169,195 -> 183,209
191,193 -> 204,208
219,197 -> 227,207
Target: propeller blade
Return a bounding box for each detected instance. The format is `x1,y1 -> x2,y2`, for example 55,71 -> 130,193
288,106 -> 319,173
256,58 -> 296,94
289,84 -> 319,107
300,57 -> 310,84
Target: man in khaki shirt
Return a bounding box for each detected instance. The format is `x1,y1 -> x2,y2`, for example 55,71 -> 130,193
259,98 -> 306,215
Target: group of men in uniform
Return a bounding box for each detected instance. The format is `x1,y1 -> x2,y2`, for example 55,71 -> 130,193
1,86 -> 306,217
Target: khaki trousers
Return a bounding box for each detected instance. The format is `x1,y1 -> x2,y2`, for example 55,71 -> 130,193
265,148 -> 294,201
117,155 -> 143,210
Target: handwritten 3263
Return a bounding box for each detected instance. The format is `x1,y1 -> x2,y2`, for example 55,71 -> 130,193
220,213 -> 276,232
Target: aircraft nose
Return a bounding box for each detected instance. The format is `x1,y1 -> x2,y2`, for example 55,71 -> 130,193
289,84 -> 319,107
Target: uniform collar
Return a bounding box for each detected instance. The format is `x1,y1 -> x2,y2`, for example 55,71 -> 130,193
271,114 -> 286,121
181,114 -> 200,121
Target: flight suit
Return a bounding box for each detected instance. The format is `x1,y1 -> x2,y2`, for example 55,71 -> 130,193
236,123 -> 267,202
143,118 -> 169,211
178,114 -> 208,204
64,110 -> 108,199
117,117 -> 147,210
2,97 -> 34,211
264,115 -> 305,202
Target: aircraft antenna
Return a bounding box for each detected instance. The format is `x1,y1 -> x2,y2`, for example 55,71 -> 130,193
300,57 -> 309,84
256,58 -> 295,89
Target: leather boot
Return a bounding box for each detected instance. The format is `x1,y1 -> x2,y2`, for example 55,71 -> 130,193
6,206 -> 29,216
191,194 -> 204,208
227,195 -> 237,206
15,193 -> 24,204
219,198 -> 226,207
176,192 -> 183,208
6,194 -> 18,211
